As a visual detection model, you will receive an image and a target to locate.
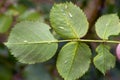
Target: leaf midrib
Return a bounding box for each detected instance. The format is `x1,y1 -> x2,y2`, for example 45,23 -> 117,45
66,42 -> 78,80
5,40 -> 58,45
103,19 -> 112,39
101,45 -> 106,74
63,7 -> 79,38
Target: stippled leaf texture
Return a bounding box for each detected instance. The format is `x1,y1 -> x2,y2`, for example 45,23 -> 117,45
95,14 -> 120,39
5,21 -> 58,64
93,44 -> 116,75
57,42 -> 91,80
50,2 -> 88,39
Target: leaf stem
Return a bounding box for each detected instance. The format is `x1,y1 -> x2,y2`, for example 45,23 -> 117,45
57,39 -> 120,44
5,39 -> 120,44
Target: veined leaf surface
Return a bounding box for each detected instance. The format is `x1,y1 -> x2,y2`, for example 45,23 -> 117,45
94,44 -> 116,75
95,14 -> 120,39
5,21 -> 58,64
57,42 -> 91,80
50,2 -> 88,39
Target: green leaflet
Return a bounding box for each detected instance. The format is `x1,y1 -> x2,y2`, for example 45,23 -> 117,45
95,14 -> 120,39
0,15 -> 13,33
93,44 -> 116,75
57,42 -> 91,80
50,2 -> 88,39
5,21 -> 58,64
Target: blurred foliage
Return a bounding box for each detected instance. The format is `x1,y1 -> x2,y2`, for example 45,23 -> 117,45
0,15 -> 12,33
23,64 -> 53,80
0,65 -> 12,80
17,10 -> 40,21
0,0 -> 120,80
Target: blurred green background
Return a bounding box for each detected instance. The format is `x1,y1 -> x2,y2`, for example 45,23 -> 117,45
0,0 -> 120,80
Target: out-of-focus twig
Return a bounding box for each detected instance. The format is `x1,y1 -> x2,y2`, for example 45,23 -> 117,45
0,0 -> 12,13
84,0 -> 105,28
32,0 -> 54,4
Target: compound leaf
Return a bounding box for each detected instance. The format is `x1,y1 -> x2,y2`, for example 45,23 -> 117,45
50,2 -> 88,39
93,44 -> 116,75
95,14 -> 120,39
57,42 -> 91,80
5,21 -> 58,64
